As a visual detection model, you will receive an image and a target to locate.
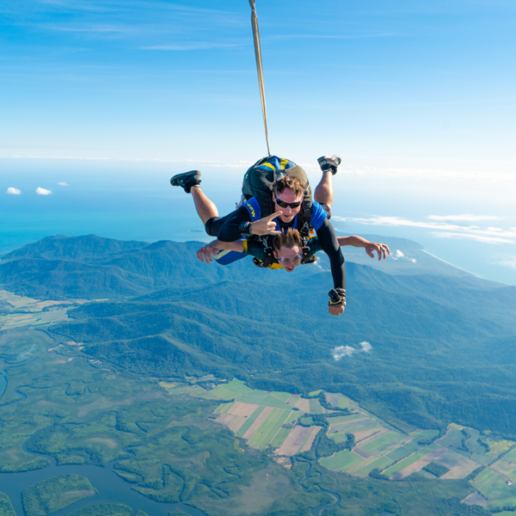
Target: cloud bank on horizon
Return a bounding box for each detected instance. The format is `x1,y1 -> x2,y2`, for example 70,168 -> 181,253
333,215 -> 516,245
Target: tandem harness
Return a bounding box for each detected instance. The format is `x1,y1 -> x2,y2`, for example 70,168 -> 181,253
242,197 -> 316,269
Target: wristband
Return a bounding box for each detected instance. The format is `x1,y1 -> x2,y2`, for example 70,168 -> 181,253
328,288 -> 346,306
239,222 -> 252,235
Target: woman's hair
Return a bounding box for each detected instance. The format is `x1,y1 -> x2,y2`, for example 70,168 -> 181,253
272,229 -> 303,254
273,176 -> 306,197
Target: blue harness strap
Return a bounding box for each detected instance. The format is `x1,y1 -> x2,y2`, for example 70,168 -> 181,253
214,248 -> 248,266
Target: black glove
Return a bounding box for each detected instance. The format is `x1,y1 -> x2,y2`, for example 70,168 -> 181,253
328,288 -> 346,306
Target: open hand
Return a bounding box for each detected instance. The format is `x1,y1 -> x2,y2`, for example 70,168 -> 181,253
196,243 -> 219,264
250,212 -> 282,236
365,242 -> 391,261
328,304 -> 345,316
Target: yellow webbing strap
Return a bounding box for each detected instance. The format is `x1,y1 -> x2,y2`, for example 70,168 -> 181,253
249,0 -> 271,157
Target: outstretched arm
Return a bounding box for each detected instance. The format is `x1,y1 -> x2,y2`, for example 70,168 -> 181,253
196,239 -> 244,264
337,236 -> 391,261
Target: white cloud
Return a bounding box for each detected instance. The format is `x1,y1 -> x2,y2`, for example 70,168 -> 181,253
428,214 -> 502,222
390,249 -> 417,263
500,258 -> 516,270
57,182 -> 68,186
360,341 -> 372,352
332,346 -> 356,361
36,187 -> 52,195
6,187 -> 21,195
334,215 -> 516,245
332,342 -> 373,361
298,164 -> 516,186
432,232 -> 514,245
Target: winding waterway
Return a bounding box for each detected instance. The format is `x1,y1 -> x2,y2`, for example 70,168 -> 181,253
0,366 -> 392,516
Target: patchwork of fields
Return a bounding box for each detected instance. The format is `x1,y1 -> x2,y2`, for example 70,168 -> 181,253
0,290 -> 87,330
208,380 -> 345,456
209,381 -> 516,512
3,286 -> 516,513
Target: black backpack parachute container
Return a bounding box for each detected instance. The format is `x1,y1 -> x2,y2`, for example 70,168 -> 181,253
241,155 -> 317,268
241,155 -> 312,226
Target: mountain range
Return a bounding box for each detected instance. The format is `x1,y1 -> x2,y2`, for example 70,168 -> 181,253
2,234 -> 516,438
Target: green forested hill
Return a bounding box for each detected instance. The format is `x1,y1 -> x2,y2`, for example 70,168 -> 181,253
2,235 -> 516,439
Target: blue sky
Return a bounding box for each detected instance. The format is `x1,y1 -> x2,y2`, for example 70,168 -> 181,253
1,0 -> 515,283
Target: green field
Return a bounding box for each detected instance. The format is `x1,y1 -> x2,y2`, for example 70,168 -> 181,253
248,408 -> 290,450
473,467 -> 499,487
361,432 -> 402,454
0,287 -> 507,516
387,440 -> 421,462
22,474 -> 96,516
383,454 -> 422,478
319,450 -> 364,472
411,429 -> 440,441
492,459 -> 516,478
235,406 -> 266,437
328,414 -> 364,425
502,447 -> 516,463
355,456 -> 394,476
331,418 -> 380,440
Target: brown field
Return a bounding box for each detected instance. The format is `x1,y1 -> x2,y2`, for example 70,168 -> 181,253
227,401 -> 259,418
215,413 -> 246,433
356,428 -> 389,446
214,401 -> 260,434
328,417 -> 369,433
354,428 -> 383,442
325,393 -> 340,407
295,398 -> 310,412
440,452 -> 485,479
391,447 -> 448,480
275,425 -> 322,456
300,426 -> 322,453
354,447 -> 372,459
242,407 -> 273,440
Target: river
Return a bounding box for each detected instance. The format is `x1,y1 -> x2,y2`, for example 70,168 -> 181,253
0,369 -> 392,516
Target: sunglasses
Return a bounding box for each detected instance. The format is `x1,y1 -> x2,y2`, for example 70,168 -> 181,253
277,254 -> 303,265
275,197 -> 301,209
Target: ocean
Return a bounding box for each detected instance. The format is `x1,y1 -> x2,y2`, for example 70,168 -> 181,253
2,159 -> 515,285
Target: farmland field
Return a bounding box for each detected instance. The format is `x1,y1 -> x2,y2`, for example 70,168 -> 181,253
502,447 -> 516,463
210,381 -> 516,510
355,456 -> 394,476
319,450 -> 364,472
361,431 -> 403,454
491,459 -> 516,479
387,440 -> 420,462
384,454 -> 422,478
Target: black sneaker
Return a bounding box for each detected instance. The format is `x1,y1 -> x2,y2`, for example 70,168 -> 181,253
317,155 -> 341,175
170,170 -> 201,193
